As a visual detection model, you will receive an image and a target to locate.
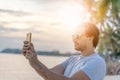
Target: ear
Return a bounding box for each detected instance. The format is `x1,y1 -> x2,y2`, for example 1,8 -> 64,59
88,36 -> 94,41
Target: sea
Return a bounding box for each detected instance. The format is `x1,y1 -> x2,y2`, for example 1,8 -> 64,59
0,53 -> 120,80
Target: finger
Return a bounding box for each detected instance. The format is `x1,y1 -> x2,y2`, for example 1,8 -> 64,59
22,50 -> 26,56
26,50 -> 32,59
24,41 -> 29,44
23,43 -> 30,49
22,41 -> 30,51
26,50 -> 32,54
24,44 -> 30,47
22,46 -> 29,50
22,51 -> 26,56
22,47 -> 27,56
30,42 -> 34,46
29,43 -> 35,52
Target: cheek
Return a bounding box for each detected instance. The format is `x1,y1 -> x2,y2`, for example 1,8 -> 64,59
73,40 -> 82,49
72,38 -> 77,44
72,38 -> 79,45
72,38 -> 85,47
77,39 -> 86,48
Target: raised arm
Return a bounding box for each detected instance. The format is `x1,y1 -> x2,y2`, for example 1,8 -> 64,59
49,64 -> 65,75
29,58 -> 89,80
22,41 -> 90,80
44,64 -> 64,80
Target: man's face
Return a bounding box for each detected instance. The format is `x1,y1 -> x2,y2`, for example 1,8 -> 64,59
72,26 -> 93,51
72,32 -> 88,51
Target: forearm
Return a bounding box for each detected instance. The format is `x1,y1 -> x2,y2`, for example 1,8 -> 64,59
29,59 -> 70,80
28,58 -> 49,79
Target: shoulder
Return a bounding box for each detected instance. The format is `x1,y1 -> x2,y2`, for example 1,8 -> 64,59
88,53 -> 106,64
68,56 -> 81,62
94,54 -> 106,65
60,56 -> 79,69
81,54 -> 106,80
67,56 -> 79,61
82,53 -> 106,74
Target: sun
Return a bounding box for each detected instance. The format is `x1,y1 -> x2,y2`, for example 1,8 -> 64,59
57,2 -> 89,34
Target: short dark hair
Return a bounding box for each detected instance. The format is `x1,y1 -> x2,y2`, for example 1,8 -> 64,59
81,22 -> 100,48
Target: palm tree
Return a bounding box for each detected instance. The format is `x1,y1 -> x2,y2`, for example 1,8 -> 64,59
82,0 -> 120,57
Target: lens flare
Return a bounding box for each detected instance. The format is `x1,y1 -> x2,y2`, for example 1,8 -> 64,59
57,2 -> 89,34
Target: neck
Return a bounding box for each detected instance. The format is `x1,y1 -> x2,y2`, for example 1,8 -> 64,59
81,46 -> 95,56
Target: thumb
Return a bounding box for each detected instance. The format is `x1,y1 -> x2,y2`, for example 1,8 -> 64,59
29,42 -> 35,52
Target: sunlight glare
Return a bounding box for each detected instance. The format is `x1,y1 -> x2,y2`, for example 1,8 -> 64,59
58,3 -> 88,34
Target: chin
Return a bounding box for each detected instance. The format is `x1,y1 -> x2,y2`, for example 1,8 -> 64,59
74,46 -> 81,51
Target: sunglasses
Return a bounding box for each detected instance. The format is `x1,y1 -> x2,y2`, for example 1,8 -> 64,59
72,33 -> 86,40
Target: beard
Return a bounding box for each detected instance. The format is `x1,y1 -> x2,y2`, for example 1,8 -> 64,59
74,44 -> 81,51
74,42 -> 86,51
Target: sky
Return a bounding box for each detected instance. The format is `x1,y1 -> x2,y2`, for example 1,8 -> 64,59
0,0 -> 89,53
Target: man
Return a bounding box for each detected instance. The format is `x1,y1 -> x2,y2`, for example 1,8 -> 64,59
22,22 -> 106,80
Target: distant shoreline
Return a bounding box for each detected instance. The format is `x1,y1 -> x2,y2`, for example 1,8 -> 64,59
0,48 -> 79,57
0,52 -> 71,57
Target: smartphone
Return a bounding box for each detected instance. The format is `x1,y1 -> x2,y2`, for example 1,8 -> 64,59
26,32 -> 32,43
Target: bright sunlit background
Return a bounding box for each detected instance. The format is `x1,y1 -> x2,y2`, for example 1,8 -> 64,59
0,0 -> 89,53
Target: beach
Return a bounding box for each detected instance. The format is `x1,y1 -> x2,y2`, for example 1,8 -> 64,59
0,53 -> 119,80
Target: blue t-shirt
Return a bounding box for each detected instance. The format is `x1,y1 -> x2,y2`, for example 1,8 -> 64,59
61,53 -> 106,80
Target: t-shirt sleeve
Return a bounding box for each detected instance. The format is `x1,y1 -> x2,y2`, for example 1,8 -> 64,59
60,56 -> 72,69
80,59 -> 106,80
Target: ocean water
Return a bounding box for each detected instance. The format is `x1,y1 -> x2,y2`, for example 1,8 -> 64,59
0,53 -> 120,80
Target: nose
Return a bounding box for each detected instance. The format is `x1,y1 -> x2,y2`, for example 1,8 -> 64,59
72,35 -> 78,43
72,34 -> 77,39
72,35 -> 75,41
